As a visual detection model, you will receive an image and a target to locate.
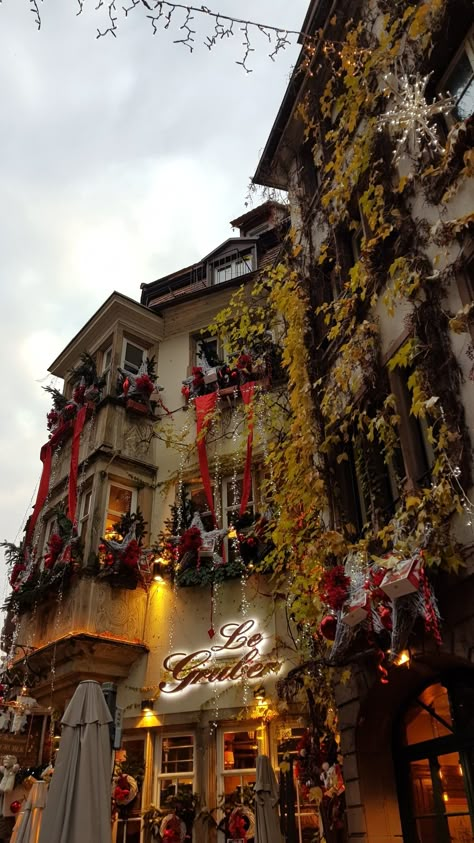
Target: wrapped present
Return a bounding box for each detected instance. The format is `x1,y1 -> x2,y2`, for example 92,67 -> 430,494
342,589 -> 369,627
198,537 -> 216,559
381,555 -> 421,599
204,367 -> 218,384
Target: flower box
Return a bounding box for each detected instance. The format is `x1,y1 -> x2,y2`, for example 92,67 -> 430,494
342,589 -> 369,627
380,556 -> 421,599
126,399 -> 149,415
204,367 -> 218,385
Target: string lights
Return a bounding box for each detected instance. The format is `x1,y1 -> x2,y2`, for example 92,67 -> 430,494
378,71 -> 455,163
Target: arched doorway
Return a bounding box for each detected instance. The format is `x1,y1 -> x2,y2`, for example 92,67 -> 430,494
394,673 -> 474,842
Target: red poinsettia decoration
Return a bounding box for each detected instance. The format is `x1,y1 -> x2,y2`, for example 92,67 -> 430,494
177,526 -> 202,560
46,409 -> 59,431
121,539 -> 141,569
162,815 -> 182,842
319,566 -> 351,611
9,562 -> 26,587
236,353 -> 253,372
229,811 -> 247,840
136,374 -> 155,396
113,774 -> 131,804
73,384 -> 86,404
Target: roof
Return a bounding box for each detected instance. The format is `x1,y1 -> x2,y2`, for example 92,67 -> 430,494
230,200 -> 288,230
253,0 -> 332,190
49,291 -> 164,377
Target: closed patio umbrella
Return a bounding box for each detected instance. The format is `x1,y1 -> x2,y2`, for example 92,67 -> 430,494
254,754 -> 285,843
11,780 -> 47,843
38,680 -> 113,843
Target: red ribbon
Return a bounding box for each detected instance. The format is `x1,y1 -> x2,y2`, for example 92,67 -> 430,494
195,393 -> 218,527
25,443 -> 53,547
67,405 -> 88,525
25,419 -> 75,547
239,382 -> 256,517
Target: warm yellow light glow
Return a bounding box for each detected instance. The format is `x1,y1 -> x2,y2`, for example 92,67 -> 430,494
393,650 -> 410,667
459,763 -> 463,776
228,528 -> 237,539
443,792 -> 449,802
153,574 -> 164,583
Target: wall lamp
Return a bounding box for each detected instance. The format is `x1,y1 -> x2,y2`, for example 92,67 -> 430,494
141,699 -> 155,713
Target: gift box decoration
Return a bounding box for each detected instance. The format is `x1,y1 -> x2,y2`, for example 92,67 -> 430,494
198,537 -> 216,558
342,589 -> 370,626
380,556 -> 421,599
204,367 -> 218,385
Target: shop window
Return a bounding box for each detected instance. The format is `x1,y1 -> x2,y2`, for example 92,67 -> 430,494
121,339 -> 145,375
104,482 -> 137,538
220,729 -> 258,798
438,28 -> 474,122
395,675 -> 474,843
155,734 -> 195,808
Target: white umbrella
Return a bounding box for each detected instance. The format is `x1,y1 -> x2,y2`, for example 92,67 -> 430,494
38,680 -> 113,843
11,781 -> 47,843
254,754 -> 285,843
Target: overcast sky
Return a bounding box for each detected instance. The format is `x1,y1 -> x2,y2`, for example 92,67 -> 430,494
0,0 -> 306,600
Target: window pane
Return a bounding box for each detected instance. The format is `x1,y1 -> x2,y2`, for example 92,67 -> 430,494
447,814 -> 473,842
161,737 -> 194,774
404,683 -> 453,745
410,759 -> 435,816
224,731 -> 258,770
222,773 -> 256,797
438,752 -> 470,816
108,485 -> 133,515
159,777 -> 193,807
446,51 -> 474,120
124,342 -> 144,374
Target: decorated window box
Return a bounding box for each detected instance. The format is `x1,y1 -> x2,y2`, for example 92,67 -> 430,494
126,398 -> 150,416
341,589 -> 370,627
380,556 -> 422,599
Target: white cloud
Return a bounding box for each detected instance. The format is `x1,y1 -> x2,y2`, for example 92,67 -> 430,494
0,0 -> 307,597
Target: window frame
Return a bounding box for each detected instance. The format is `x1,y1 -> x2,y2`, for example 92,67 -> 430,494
121,338 -> 146,376
153,731 -> 196,809
437,27 -> 474,125
104,481 -> 138,537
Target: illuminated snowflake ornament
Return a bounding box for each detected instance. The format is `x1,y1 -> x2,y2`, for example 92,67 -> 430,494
378,72 -> 456,163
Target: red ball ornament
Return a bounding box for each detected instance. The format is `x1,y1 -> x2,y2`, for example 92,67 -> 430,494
10,801 -> 22,815
320,614 -> 337,641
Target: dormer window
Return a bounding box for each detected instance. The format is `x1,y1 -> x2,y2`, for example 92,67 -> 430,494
213,251 -> 254,285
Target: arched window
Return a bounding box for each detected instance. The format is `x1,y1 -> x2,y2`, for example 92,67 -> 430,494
395,674 -> 474,843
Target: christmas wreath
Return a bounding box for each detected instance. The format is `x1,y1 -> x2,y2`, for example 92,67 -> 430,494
228,806 -> 255,840
159,813 -> 187,842
113,774 -> 138,807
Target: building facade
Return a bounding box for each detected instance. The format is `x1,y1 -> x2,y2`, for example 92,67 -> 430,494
253,2 -> 474,843
2,202 -> 325,843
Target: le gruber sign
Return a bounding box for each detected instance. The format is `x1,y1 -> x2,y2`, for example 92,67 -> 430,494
159,619 -> 281,695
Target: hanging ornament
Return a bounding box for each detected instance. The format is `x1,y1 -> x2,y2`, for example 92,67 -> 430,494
319,614 -> 337,641
378,71 -> 455,163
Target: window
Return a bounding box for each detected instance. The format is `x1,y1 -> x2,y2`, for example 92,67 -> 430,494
439,29 -> 474,122
219,729 -> 258,798
121,339 -> 145,375
187,476 -> 255,559
395,676 -> 474,842
104,482 -> 137,538
100,344 -> 113,391
115,737 -> 145,843
336,428 -> 404,535
390,366 -> 435,487
78,488 -> 92,537
155,734 -> 195,808
212,251 -> 254,285
194,336 -> 221,368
